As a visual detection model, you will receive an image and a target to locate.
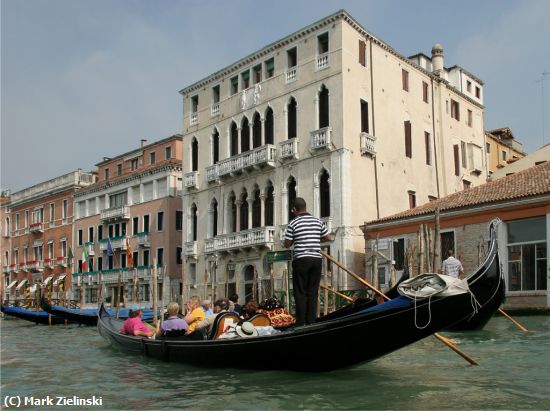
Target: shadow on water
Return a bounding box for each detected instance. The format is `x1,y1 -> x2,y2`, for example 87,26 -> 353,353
2,315 -> 550,410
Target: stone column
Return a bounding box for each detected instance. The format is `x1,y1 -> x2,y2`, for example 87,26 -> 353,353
235,200 -> 242,232
260,193 -> 266,227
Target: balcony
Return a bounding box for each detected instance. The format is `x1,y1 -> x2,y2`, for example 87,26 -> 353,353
29,222 -> 44,233
26,260 -> 44,273
360,132 -> 377,157
190,111 -> 198,126
286,68 -> 297,83
184,171 -> 199,189
310,126 -> 332,150
205,164 -> 220,183
43,258 -> 55,269
3,265 -> 10,274
20,262 -> 29,272
316,52 -> 329,71
56,256 -> 68,267
83,242 -> 95,256
100,205 -> 130,223
99,236 -> 129,252
184,241 -> 198,258
279,138 -> 299,160
218,145 -> 276,178
208,227 -> 275,253
211,103 -> 220,117
136,232 -> 151,247
10,264 -> 19,273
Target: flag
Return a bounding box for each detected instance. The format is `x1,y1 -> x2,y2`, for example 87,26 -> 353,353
82,246 -> 89,272
106,239 -> 113,256
126,238 -> 133,267
68,247 -> 74,266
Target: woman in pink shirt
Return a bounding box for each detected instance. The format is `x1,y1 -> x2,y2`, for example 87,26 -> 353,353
121,308 -> 155,337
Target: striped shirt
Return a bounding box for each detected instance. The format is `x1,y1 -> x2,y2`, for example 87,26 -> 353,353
285,213 -> 328,259
441,256 -> 463,278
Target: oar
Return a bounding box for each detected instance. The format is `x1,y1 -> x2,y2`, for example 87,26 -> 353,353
498,308 -> 528,332
320,284 -> 353,302
321,251 -> 479,366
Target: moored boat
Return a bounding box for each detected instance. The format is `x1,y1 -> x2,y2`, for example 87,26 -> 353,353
98,221 -> 504,372
0,305 -> 72,325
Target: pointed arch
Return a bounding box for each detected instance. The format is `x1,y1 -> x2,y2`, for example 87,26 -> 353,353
191,137 -> 199,171
319,168 -> 330,218
252,111 -> 262,148
264,106 -> 274,145
241,116 -> 250,153
240,189 -> 249,230
319,84 -> 330,128
264,180 -> 274,226
287,97 -> 297,139
210,197 -> 218,237
230,121 -> 238,156
190,203 -> 198,241
287,175 -> 297,222
252,185 -> 261,228
212,128 -> 220,165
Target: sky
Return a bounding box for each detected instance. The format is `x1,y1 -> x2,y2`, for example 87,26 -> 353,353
2,0 -> 549,193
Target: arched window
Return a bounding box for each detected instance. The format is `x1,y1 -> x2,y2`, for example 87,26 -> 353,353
287,97 -> 297,139
191,137 -> 198,172
252,187 -> 261,228
252,112 -> 262,148
229,193 -> 237,233
320,169 -> 330,218
212,129 -> 219,164
240,191 -> 249,230
241,117 -> 250,153
191,203 -> 198,241
265,182 -> 274,226
210,198 -> 218,237
287,176 -> 297,221
319,85 -> 329,128
230,122 -> 238,156
265,107 -> 274,145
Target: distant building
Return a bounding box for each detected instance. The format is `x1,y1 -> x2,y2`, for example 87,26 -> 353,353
485,127 -> 526,176
179,10 -> 488,302
72,135 -> 183,306
2,171 -> 97,303
490,143 -> 549,180
1,193 -> 12,302
362,161 -> 550,311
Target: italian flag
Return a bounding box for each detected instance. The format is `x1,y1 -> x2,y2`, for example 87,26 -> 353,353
82,247 -> 89,272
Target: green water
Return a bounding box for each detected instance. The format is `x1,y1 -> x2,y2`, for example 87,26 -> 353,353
1,315 -> 549,410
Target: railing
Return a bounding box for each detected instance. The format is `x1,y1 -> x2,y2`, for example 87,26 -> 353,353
43,259 -> 55,269
9,264 -> 18,273
360,132 -> 376,156
316,52 -> 329,70
100,205 -> 130,222
286,68 -> 297,83
310,126 -> 332,150
209,227 -> 275,252
56,256 -> 68,267
218,145 -> 276,178
211,103 -> 220,116
78,266 -> 164,285
26,260 -> 44,272
184,171 -> 199,189
3,265 -> 10,273
190,112 -> 198,125
99,236 -> 129,251
29,222 -> 44,233
184,241 -> 198,257
206,164 -> 219,183
136,232 -> 150,247
279,137 -> 299,160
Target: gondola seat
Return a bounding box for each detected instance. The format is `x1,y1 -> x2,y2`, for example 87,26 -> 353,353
248,313 -> 271,327
210,312 -> 241,340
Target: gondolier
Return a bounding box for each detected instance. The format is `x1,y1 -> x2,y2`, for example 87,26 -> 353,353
284,197 -> 331,326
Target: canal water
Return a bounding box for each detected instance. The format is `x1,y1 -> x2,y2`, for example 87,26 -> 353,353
1,315 -> 549,410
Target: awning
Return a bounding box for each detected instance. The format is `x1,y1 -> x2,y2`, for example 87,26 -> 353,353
6,280 -> 18,290
16,279 -> 28,290
53,275 -> 67,286
43,276 -> 53,285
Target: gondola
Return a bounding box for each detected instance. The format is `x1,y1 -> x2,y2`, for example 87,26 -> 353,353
0,305 -> 72,325
40,298 -> 157,326
98,222 -> 504,372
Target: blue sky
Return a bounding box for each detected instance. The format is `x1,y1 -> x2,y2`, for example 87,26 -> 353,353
2,0 -> 549,192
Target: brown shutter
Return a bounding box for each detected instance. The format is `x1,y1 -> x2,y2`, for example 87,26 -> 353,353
404,121 -> 412,158
359,40 -> 366,66
454,144 -> 460,176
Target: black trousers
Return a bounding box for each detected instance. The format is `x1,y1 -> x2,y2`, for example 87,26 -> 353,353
292,257 -> 322,326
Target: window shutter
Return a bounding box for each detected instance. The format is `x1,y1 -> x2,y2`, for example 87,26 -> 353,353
404,121 -> 412,158
359,40 -> 366,66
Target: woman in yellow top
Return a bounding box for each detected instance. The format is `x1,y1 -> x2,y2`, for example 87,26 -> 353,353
184,295 -> 206,333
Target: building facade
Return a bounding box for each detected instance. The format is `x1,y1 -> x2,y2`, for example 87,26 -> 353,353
72,136 -> 184,306
362,161 -> 550,311
2,171 -> 96,304
1,193 -> 11,302
485,127 -> 526,175
179,10 -> 488,303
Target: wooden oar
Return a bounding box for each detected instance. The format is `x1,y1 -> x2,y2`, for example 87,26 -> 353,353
498,308 -> 528,332
321,251 -> 479,366
320,284 -> 353,302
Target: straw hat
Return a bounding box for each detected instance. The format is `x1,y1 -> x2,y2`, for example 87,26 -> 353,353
235,321 -> 258,338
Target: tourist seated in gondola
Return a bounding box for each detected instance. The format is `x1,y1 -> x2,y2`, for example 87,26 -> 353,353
184,295 -> 205,333
121,307 -> 155,337
195,298 -> 230,335
241,300 -> 259,320
156,302 -> 188,338
229,294 -> 242,315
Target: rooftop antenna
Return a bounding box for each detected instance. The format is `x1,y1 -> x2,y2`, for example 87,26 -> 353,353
536,70 -> 550,146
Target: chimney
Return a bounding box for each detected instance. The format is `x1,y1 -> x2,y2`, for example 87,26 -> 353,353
141,139 -> 148,148
431,43 -> 444,75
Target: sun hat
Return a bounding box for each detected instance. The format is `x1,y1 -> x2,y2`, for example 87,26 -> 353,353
235,321 -> 258,338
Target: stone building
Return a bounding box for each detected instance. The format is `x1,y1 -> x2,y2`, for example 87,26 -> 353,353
178,10 -> 488,303
2,171 -> 96,303
72,136 -> 183,306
